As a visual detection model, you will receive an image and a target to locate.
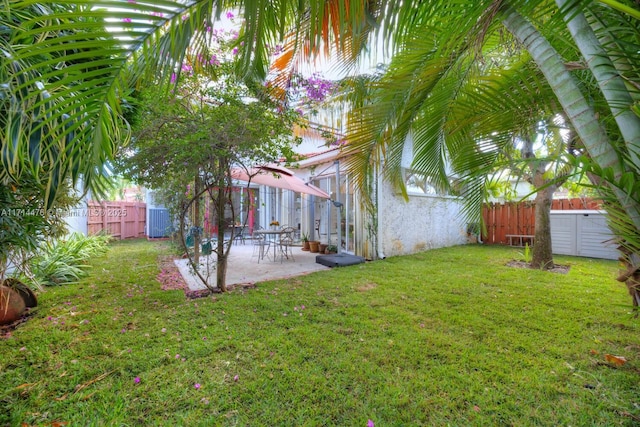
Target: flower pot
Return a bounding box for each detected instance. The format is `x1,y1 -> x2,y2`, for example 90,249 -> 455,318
301,241 -> 310,251
4,278 -> 37,308
308,241 -> 320,253
0,285 -> 26,325
318,243 -> 328,253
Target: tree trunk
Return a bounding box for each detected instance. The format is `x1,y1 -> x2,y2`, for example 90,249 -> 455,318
193,174 -> 201,266
501,7 -> 621,176
557,0 -> 640,164
215,184 -> 227,292
502,4 -> 640,232
531,187 -> 554,269
617,246 -> 640,310
521,131 -> 557,269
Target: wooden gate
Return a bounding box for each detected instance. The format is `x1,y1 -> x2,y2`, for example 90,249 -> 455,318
87,201 -> 146,240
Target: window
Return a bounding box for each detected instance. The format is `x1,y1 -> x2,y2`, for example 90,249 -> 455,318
404,170 -> 441,195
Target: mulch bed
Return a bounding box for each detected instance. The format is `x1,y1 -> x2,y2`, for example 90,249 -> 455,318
156,255 -> 210,298
157,255 -> 189,291
506,260 -> 570,274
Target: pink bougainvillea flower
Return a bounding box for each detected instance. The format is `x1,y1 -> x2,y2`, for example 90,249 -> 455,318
194,383 -> 201,390
175,354 -> 180,359
367,420 -> 375,427
233,375 -> 239,382
122,18 -> 132,23
232,47 -> 239,55
161,328 -> 167,333
170,73 -> 177,83
134,377 -> 141,384
226,11 -> 234,19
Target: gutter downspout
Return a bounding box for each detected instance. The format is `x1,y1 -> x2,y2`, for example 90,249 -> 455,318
376,162 -> 386,260
335,161 -> 342,255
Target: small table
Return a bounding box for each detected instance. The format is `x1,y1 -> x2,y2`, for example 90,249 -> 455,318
253,229 -> 285,261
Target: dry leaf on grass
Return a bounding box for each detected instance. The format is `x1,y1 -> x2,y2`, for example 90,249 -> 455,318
604,354 -> 627,366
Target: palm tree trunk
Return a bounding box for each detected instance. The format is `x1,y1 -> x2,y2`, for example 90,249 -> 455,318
501,5 -> 640,232
554,0 -> 640,236
556,0 -> 640,161
502,7 -> 618,173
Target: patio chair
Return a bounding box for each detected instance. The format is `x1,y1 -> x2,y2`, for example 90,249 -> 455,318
277,226 -> 296,262
251,227 -> 270,262
233,225 -> 248,245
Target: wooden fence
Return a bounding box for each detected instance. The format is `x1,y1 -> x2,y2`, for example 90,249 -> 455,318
482,198 -> 602,245
87,201 -> 146,240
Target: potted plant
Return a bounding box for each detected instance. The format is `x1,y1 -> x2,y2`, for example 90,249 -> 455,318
0,184 -> 42,324
301,233 -> 310,251
308,240 -> 320,253
0,177 -> 74,324
325,245 -> 338,254
318,243 -> 328,253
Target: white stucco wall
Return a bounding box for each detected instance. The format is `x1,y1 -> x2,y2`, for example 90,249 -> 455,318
64,203 -> 89,236
63,179 -> 89,236
377,179 -> 468,257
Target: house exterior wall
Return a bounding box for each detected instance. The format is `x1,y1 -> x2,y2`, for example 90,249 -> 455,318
64,202 -> 89,236
293,156 -> 469,260
376,178 -> 468,257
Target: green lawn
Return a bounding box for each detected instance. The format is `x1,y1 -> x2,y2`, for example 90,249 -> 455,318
2,239 -> 639,426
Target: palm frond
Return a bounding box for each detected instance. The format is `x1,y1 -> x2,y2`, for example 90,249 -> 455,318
2,0 -> 220,205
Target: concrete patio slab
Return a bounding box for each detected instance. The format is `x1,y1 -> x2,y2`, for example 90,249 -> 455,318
174,243 -> 330,292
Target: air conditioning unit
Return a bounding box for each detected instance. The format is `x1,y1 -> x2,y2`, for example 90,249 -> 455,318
148,208 -> 171,238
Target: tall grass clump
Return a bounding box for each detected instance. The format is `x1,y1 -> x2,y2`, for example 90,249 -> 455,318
24,233 -> 111,287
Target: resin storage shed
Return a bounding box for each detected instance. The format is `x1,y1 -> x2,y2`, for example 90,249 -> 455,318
549,210 -> 618,260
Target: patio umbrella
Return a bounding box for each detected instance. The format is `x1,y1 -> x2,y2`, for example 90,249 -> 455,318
231,165 -> 330,198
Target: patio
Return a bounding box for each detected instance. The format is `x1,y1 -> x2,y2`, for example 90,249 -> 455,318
174,242 -> 330,292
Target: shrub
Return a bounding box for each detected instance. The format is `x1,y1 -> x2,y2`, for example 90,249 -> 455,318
25,233 -> 111,287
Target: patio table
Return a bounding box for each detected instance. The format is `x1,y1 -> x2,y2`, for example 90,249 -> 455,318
253,229 -> 285,261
